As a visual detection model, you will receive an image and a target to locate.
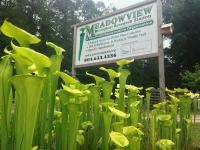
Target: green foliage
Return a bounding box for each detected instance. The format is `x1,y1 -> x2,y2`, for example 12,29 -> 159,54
180,64 -> 200,90
164,0 -> 200,88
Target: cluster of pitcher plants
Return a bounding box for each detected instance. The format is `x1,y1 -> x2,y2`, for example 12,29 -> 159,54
0,20 -> 199,150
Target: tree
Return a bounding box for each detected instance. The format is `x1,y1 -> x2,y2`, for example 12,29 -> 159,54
163,0 -> 200,88
180,64 -> 200,91
0,0 -> 108,72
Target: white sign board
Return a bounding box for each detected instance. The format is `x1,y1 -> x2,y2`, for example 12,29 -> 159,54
73,0 -> 161,68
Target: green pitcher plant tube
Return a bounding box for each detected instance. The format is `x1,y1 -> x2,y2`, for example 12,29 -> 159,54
56,85 -> 85,150
185,92 -> 199,123
168,104 -> 178,142
0,56 -> 13,150
102,81 -> 114,103
175,128 -> 181,150
126,85 -> 142,109
146,87 -> 155,120
89,85 -> 101,150
157,114 -> 172,140
129,101 -> 140,126
102,111 -> 113,150
151,110 -> 157,150
11,75 -> 44,150
43,42 -> 65,149
112,122 -> 124,133
178,93 -> 192,148
123,126 -> 144,150
118,69 -> 131,111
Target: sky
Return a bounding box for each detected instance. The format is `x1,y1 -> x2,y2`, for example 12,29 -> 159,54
93,0 -> 144,9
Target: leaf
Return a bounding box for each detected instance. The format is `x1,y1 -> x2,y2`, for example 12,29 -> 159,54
81,121 -> 94,130
62,84 -> 84,96
137,94 -> 144,99
56,71 -> 80,85
184,92 -> 199,98
168,94 -> 180,104
11,42 -> 51,74
101,102 -> 118,108
130,101 -> 140,108
156,139 -> 174,149
46,42 -> 65,56
176,128 -> 181,134
0,20 -> 40,46
116,59 -> 134,69
31,146 -> 38,150
112,122 -> 124,132
157,114 -> 171,122
99,67 -> 119,81
76,130 -> 85,145
110,131 -> 129,147
153,101 -> 167,109
78,96 -> 88,103
108,106 -> 130,119
165,87 -> 175,94
54,111 -> 62,119
118,69 -> 131,79
123,126 -> 144,137
174,88 -> 189,93
125,84 -> 143,93
86,72 -> 105,85
115,91 -> 128,99
78,83 -> 94,90
146,87 -> 155,92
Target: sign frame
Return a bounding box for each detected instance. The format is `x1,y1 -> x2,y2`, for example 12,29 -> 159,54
72,0 -> 162,69
72,0 -> 166,100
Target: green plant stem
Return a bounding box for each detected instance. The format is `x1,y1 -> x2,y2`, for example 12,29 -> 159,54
46,55 -> 63,149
